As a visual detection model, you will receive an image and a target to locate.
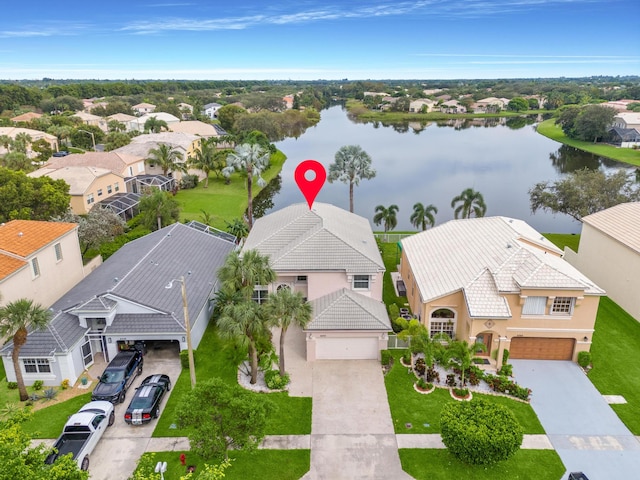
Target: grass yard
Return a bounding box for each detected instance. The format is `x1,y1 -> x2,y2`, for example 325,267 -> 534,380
588,297 -> 640,434
385,352 -> 544,435
543,233 -> 580,252
23,393 -> 92,438
152,322 -> 312,438
536,119 -> 640,167
399,449 -> 565,480
378,241 -> 409,310
136,450 -> 310,480
176,150 -> 286,230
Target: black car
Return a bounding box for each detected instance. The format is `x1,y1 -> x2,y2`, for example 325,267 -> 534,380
124,374 -> 171,425
91,350 -> 144,404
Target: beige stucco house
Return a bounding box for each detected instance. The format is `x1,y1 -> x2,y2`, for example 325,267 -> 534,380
0,127 -> 59,156
399,217 -> 604,366
0,220 -> 85,308
169,120 -> 228,139
72,111 -> 108,132
243,203 -> 390,360
41,151 -> 146,179
107,113 -> 139,133
612,112 -> 640,130
564,202 -> 640,322
132,102 -> 156,115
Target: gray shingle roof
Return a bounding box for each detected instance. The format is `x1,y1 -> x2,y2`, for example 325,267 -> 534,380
2,223 -> 235,357
308,288 -> 391,331
243,203 -> 384,274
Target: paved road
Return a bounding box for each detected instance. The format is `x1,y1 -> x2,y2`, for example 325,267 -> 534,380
512,360 -> 640,480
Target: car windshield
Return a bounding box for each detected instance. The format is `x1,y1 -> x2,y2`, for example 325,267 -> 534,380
101,370 -> 125,383
129,397 -> 151,409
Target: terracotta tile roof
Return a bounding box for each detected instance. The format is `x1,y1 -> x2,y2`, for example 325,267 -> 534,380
0,253 -> 26,280
0,220 -> 77,257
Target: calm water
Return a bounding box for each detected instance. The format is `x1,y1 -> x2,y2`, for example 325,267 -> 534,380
269,106 -> 631,234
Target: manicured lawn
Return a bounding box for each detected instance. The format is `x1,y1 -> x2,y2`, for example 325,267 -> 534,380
176,150 -> 286,230
399,449 -> 565,480
378,241 -> 409,310
136,450 -> 310,480
385,352 -> 544,434
543,233 -> 580,252
536,119 -> 640,167
152,323 -> 312,438
23,393 -> 93,438
588,297 -> 640,434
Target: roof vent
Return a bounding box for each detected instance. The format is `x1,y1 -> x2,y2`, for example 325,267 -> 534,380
18,232 -> 23,237
113,277 -> 119,284
506,243 -> 512,248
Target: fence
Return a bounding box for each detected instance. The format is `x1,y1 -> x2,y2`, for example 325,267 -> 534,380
387,334 -> 410,350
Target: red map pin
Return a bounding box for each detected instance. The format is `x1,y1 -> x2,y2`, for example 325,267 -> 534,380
294,160 -> 326,209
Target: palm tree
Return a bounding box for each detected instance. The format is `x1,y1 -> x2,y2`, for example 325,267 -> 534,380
0,134 -> 12,152
0,299 -> 52,401
373,204 -> 399,232
223,143 -> 270,230
265,288 -> 312,376
451,188 -> 487,219
144,116 -> 168,133
225,218 -> 249,243
188,138 -> 217,187
146,143 -> 186,177
217,249 -> 276,301
444,340 -> 486,387
410,202 -> 438,231
139,188 -> 181,230
327,145 -> 376,213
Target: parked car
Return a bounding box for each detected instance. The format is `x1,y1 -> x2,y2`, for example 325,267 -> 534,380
124,374 -> 171,425
52,150 -> 69,157
44,401 -> 114,471
568,474 -> 589,480
91,350 -> 144,404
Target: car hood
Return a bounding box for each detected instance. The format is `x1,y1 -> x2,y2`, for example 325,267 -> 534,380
92,381 -> 120,397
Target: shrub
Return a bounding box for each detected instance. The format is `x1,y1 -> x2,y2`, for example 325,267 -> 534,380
7,382 -> 18,390
426,366 -> 440,383
414,357 -> 426,376
446,373 -> 456,387
416,378 -> 428,389
502,349 -> 510,365
388,304 -> 399,322
264,370 -> 290,390
441,399 -> 523,465
577,351 -> 592,368
60,379 -> 70,390
180,349 -> 197,369
452,387 -> 469,398
498,364 -> 513,377
43,388 -> 58,400
380,350 -> 392,366
29,393 -> 40,401
32,380 -> 44,391
180,174 -> 200,190
402,351 -> 411,365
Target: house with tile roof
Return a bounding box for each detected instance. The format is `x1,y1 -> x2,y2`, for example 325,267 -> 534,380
134,112 -> 181,132
1,221 -> 236,387
107,113 -> 138,133
564,202 -> 640,322
0,127 -> 59,157
132,103 -> 156,115
10,112 -> 43,123
169,120 -> 228,139
203,102 -> 222,119
399,216 -> 604,366
0,220 -> 85,309
72,112 -> 108,132
243,202 -> 390,360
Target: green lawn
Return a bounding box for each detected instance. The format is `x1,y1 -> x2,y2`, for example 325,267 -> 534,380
176,150 -> 286,230
399,449 -> 565,480
536,119 -> 640,167
385,352 -> 544,434
378,241 -> 409,310
137,450 -> 310,480
588,297 -> 640,434
23,393 -> 93,438
543,233 -> 581,252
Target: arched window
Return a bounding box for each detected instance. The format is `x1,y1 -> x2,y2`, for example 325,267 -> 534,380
429,308 -> 456,339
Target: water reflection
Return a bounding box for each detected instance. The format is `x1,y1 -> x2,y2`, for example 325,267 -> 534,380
251,174 -> 282,220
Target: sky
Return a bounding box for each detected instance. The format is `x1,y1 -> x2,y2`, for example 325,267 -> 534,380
1,0 -> 639,80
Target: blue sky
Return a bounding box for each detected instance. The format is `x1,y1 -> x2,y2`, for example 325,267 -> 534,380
2,0 -> 639,80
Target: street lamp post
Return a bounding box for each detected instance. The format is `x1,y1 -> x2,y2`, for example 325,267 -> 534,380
77,129 -> 96,151
166,275 -> 196,388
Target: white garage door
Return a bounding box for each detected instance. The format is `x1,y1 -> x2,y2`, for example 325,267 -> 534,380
315,337 -> 380,360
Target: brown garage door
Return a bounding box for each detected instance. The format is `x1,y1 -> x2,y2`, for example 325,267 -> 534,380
510,337 -> 575,360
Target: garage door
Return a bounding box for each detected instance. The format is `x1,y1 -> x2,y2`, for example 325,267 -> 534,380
510,337 -> 575,360
315,337 -> 380,360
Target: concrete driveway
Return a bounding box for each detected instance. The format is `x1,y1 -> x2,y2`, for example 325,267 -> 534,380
512,360 -> 640,479
88,343 -> 182,480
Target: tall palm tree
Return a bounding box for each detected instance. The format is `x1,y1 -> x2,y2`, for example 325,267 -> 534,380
265,288 -> 312,376
444,340 -> 486,387
188,138 -> 217,188
327,145 -> 376,213
139,188 -> 181,230
451,188 -> 487,219
146,143 -> 186,177
223,143 -> 270,230
0,134 -> 12,152
0,299 -> 52,401
410,202 -> 438,231
373,204 -> 399,232
217,249 -> 276,301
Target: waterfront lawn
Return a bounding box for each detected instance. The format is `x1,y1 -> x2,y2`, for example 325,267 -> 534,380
588,297 -> 640,434
400,449 -> 565,480
537,119 -> 640,167
136,450 -> 310,480
385,351 -> 544,434
152,324 -> 312,438
177,150 -> 286,230
543,233 -> 580,252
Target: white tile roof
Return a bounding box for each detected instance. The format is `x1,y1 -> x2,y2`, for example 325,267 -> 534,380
308,288 -> 390,330
243,203 -> 384,274
401,217 -> 604,313
581,202 -> 640,254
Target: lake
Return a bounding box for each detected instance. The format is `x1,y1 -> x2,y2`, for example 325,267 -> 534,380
269,105 -> 632,234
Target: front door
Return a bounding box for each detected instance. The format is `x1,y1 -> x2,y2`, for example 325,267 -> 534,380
475,333 -> 492,356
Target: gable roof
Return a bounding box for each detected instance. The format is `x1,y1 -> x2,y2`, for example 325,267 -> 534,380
243,202 -> 384,274
581,202 -> 640,254
308,288 -> 390,330
401,217 -> 603,310
169,121 -> 225,137
29,166 -> 119,195
107,113 -> 137,123
0,220 -> 77,258
11,112 -> 42,122
42,151 -> 142,173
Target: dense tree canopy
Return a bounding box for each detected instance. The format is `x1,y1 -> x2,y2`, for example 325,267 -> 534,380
138,189 -> 180,230
55,208 -> 126,256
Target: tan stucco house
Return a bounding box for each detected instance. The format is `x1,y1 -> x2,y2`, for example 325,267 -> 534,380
399,216 -> 604,366
564,202 -> 640,322
243,203 -> 390,360
0,220 -> 85,308
0,127 -> 59,156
